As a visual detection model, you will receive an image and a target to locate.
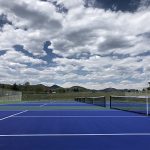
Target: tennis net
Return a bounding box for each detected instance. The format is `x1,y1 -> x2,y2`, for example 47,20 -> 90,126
110,96 -> 149,115
75,96 -> 106,107
75,97 -> 86,103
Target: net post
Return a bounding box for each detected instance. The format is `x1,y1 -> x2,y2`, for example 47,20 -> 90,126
110,96 -> 111,108
104,96 -> 106,107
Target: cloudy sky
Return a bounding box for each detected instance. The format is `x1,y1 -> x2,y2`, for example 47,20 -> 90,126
0,0 -> 150,89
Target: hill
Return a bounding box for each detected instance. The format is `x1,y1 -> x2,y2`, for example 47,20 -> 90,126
67,86 -> 90,92
50,85 -> 63,90
0,83 -> 140,94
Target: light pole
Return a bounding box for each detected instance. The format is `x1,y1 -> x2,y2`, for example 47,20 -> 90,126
146,81 -> 149,116
145,71 -> 149,116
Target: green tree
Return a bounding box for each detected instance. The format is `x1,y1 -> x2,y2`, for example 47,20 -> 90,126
12,83 -> 19,91
24,82 -> 30,91
73,88 -> 79,92
24,82 -> 30,86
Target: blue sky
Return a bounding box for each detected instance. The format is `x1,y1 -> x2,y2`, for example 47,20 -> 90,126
0,0 -> 150,89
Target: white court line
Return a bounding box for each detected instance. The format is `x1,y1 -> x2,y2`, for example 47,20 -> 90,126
0,133 -> 150,137
13,115 -> 147,118
0,110 -> 28,121
39,104 -> 47,107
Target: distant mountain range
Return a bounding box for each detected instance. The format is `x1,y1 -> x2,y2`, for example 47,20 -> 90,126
0,83 -> 139,93
50,85 -> 62,89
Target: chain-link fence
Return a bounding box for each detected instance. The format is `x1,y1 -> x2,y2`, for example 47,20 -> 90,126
0,88 -> 22,102
125,91 -> 150,97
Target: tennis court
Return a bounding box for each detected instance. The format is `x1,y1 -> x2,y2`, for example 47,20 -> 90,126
0,99 -> 150,150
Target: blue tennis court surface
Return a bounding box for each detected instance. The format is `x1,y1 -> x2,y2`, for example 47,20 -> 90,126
0,101 -> 150,150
